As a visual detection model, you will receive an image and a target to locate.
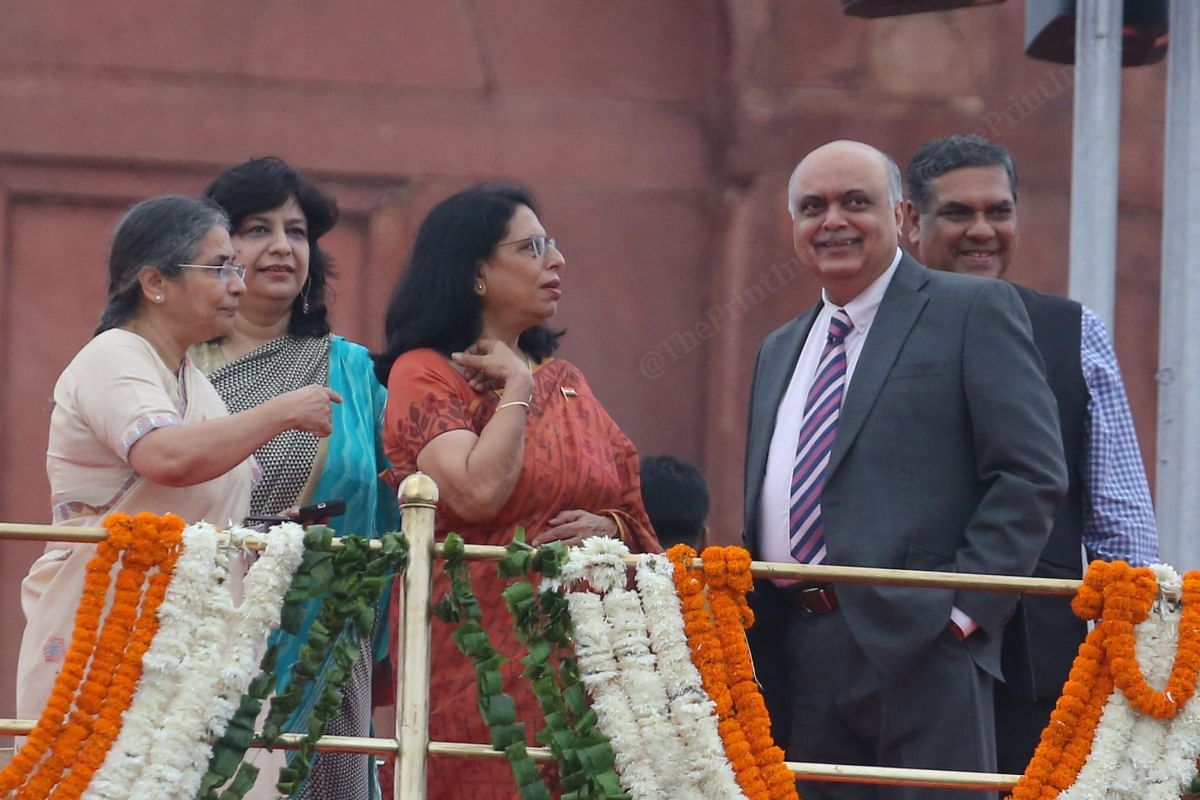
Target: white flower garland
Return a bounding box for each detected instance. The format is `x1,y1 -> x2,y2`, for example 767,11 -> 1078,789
634,555 -> 744,799
604,584 -> 695,797
82,522 -> 221,799
551,539 -> 667,798
1059,564 -> 1200,800
551,538 -> 747,800
568,590 -> 670,799
125,522 -> 306,799
204,524 -> 306,739
130,521 -> 234,798
550,536 -> 629,593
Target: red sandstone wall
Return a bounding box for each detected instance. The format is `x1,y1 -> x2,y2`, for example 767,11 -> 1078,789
0,1 -> 1166,732
0,0 -> 728,730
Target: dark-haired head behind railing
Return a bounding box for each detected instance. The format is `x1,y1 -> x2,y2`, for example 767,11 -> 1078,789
18,194 -> 337,736
372,182 -> 662,799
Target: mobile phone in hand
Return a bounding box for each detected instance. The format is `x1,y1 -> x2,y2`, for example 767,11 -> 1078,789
244,499 -> 345,527
244,513 -> 289,525
294,499 -> 345,522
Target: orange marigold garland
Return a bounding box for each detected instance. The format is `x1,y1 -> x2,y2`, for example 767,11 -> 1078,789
702,546 -> 799,800
1008,572 -> 1118,800
667,543 -> 771,799
0,515 -> 132,796
1007,561 -> 1200,800
1102,564 -> 1200,719
20,514 -> 151,799
2,513 -> 181,800
51,513 -> 184,800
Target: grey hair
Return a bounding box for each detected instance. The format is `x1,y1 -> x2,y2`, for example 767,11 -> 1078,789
95,195 -> 229,335
906,134 -> 1018,214
786,143 -> 904,217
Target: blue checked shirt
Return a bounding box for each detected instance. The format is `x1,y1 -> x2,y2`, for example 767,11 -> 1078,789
1080,307 -> 1159,566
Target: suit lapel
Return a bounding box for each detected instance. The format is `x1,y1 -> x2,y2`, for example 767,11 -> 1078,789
758,309 -> 820,431
827,255 -> 929,478
745,306 -> 820,529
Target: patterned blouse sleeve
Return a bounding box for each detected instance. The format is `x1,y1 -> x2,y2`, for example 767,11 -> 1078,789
71,334 -> 184,462
381,350 -> 475,489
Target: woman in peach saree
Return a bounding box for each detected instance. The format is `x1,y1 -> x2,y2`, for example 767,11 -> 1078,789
17,196 -> 337,800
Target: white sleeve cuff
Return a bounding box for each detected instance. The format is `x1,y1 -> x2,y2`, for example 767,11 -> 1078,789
950,607 -> 979,637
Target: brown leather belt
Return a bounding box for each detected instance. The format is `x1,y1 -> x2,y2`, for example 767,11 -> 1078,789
788,584 -> 839,615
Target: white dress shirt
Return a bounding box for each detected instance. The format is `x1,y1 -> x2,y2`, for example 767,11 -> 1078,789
759,248 -> 901,568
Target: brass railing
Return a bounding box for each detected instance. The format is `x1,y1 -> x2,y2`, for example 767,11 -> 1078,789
0,472 -> 1092,796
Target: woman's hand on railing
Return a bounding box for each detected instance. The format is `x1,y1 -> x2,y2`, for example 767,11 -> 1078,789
530,509 -> 617,548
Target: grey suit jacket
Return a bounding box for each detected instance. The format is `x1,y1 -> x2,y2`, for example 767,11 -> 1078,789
743,253 -> 1068,680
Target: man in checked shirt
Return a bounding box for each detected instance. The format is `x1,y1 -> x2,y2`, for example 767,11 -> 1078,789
904,134 -> 1159,776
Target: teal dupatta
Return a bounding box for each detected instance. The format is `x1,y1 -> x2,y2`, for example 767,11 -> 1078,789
270,337 -> 398,797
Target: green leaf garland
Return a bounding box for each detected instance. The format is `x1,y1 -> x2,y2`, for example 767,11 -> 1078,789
498,530 -> 627,800
433,532 -> 551,800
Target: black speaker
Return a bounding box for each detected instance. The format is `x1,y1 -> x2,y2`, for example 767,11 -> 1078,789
1025,0 -> 1169,66
842,0 -> 1004,17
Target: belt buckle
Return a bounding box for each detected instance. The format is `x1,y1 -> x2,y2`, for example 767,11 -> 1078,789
795,585 -> 837,615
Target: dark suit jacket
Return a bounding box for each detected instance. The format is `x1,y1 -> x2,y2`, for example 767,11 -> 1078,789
1002,284 -> 1088,702
743,254 -> 1068,687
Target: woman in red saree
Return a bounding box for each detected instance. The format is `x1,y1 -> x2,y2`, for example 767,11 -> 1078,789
373,184 -> 660,799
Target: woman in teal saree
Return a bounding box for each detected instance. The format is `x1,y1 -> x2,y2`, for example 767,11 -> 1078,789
191,157 -> 397,800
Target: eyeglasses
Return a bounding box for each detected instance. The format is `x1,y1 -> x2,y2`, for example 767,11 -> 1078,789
178,261 -> 247,282
496,234 -> 558,259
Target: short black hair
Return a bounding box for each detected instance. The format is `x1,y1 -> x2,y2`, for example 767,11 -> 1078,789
639,455 -> 709,550
203,156 -> 339,337
373,182 -> 563,385
906,134 -> 1018,214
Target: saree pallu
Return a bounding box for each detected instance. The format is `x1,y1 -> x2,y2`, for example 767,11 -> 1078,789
379,349 -> 660,800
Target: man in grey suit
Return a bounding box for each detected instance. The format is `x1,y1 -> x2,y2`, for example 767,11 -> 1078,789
743,140 -> 1067,799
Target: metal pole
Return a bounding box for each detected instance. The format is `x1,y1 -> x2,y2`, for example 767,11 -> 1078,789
0,527 -> 1106,597
0,717 -> 1024,790
1155,0 -> 1200,572
0,522 -> 387,550
421,742 -> 1021,791
395,472 -> 438,800
0,721 -> 398,755
1068,0 -> 1124,327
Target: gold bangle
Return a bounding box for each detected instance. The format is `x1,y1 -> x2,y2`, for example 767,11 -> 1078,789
496,400 -> 530,412
602,510 -> 630,545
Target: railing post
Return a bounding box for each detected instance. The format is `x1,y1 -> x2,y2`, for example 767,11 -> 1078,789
395,472 -> 438,800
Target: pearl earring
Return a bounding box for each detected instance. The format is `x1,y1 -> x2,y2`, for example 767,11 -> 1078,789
154,294 -> 163,302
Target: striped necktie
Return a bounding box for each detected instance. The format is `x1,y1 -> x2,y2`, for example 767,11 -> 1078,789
789,308 -> 854,564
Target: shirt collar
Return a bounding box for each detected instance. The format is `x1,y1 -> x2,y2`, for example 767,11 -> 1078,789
820,247 -> 902,333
